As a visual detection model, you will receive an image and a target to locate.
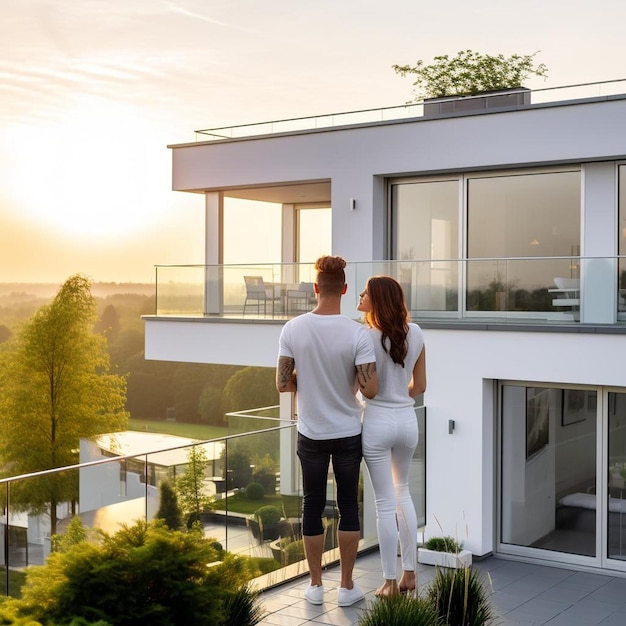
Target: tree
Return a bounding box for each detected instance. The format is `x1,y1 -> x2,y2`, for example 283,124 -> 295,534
175,446 -> 214,526
156,479 -> 184,530
0,274 -> 129,535
393,50 -> 548,100
222,367 -> 278,416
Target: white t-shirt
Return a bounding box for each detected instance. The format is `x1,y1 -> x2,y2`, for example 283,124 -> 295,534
366,323 -> 424,409
278,312 -> 376,440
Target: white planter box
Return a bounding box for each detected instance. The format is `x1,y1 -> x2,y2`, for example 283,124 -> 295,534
418,547 -> 472,569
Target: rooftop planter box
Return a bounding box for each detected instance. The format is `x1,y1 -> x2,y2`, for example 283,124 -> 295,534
424,87 -> 531,117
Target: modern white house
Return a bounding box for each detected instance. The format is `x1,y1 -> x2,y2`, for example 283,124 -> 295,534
144,80 -> 626,577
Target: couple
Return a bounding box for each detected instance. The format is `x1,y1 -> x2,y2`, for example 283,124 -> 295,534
276,255 -> 426,606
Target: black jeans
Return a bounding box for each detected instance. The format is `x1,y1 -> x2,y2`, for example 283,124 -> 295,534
297,432 -> 362,536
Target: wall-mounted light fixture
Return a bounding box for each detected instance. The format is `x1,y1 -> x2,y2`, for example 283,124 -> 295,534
349,197 -> 356,211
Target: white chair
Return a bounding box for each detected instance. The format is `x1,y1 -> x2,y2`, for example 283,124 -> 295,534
243,276 -> 281,316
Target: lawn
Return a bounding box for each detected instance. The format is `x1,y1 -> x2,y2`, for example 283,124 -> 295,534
128,418 -> 229,441
212,492 -> 302,517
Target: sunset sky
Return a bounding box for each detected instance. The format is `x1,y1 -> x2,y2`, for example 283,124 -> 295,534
1,0 -> 624,284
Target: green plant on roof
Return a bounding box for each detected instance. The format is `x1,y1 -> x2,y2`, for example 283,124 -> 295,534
393,50 -> 548,100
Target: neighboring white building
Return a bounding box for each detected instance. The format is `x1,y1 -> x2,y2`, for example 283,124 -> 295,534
144,83 -> 626,576
78,432 -> 224,526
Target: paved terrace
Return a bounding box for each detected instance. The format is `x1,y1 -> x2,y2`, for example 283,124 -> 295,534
257,550 -> 626,626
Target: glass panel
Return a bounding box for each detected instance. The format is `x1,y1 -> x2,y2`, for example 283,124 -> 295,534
607,392 -> 626,560
392,179 -> 459,262
501,385 -> 597,557
619,167 -> 626,312
391,180 -> 459,312
297,207 -> 331,263
468,171 -> 580,312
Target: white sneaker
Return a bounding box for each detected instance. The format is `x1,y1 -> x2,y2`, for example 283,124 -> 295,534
304,583 -> 324,605
337,582 -> 365,606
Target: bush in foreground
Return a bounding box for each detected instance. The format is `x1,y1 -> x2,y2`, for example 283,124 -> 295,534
3,519 -> 264,626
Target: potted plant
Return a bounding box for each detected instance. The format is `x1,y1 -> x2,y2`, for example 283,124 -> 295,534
251,505 -> 282,543
392,50 -> 548,115
418,535 -> 472,569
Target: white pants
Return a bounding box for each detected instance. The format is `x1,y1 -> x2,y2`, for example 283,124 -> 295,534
362,404 -> 418,580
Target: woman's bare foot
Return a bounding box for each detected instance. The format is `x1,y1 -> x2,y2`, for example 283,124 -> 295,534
398,570 -> 416,594
374,579 -> 399,597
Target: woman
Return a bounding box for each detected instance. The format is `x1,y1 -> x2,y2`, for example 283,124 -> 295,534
357,275 -> 426,598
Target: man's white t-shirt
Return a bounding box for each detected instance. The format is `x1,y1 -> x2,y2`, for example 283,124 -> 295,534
278,312 -> 376,440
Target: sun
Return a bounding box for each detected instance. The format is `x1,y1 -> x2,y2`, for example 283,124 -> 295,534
5,97 -> 171,240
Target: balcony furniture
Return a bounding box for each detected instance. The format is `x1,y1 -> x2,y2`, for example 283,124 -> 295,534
285,282 -> 316,315
549,277 -> 580,309
243,276 -> 282,316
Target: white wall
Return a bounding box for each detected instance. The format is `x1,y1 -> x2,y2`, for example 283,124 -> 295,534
424,328 -> 626,556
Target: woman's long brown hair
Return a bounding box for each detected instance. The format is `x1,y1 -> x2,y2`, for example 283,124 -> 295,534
364,276 -> 410,366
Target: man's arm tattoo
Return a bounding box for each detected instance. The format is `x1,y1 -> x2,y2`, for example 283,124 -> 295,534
277,356 -> 297,391
356,362 -> 376,390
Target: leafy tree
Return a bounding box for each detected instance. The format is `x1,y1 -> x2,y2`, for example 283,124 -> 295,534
0,274 -> 129,535
0,324 -> 11,344
222,367 -> 278,416
93,303 -> 120,338
393,49 -> 548,100
175,446 -> 214,525
156,478 -> 184,530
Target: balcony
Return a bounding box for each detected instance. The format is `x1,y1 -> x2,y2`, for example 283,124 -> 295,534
1,406 -> 427,597
150,257 -> 626,328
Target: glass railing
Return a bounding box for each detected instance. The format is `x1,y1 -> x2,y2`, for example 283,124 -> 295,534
152,257 -> 626,326
193,79 -> 626,142
1,405 -> 427,597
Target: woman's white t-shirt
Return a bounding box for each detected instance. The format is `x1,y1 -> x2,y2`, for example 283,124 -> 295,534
366,323 -> 424,409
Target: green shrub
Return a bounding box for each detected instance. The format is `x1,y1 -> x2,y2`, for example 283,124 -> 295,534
358,594 -> 441,626
5,520 -> 259,626
254,505 -> 282,524
252,464 -> 276,494
424,535 -> 464,553
245,481 -> 266,500
426,566 -> 495,626
283,539 -> 305,565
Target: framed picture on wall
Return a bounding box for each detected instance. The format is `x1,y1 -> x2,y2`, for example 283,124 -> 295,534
526,388 -> 550,459
562,389 -> 587,426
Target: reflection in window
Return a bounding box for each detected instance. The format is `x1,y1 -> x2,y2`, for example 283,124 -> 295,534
467,171 -> 580,312
501,385 -> 596,557
391,180 -> 459,311
619,167 -> 626,312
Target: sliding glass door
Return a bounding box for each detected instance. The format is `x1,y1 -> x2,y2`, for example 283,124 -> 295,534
499,384 -> 626,571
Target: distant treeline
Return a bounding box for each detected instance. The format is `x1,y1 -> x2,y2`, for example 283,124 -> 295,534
0,284 -> 277,425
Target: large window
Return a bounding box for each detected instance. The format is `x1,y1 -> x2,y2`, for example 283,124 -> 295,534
391,168 -> 581,314
391,179 -> 459,312
618,165 -> 626,311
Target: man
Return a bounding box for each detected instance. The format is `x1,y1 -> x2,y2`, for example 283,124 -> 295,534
276,255 -> 377,607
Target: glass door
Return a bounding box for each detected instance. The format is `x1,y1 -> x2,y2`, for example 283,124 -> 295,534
607,391 -> 626,566
500,384 -> 626,572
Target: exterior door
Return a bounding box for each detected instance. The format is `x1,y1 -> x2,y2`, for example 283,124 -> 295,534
499,384 -> 626,572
